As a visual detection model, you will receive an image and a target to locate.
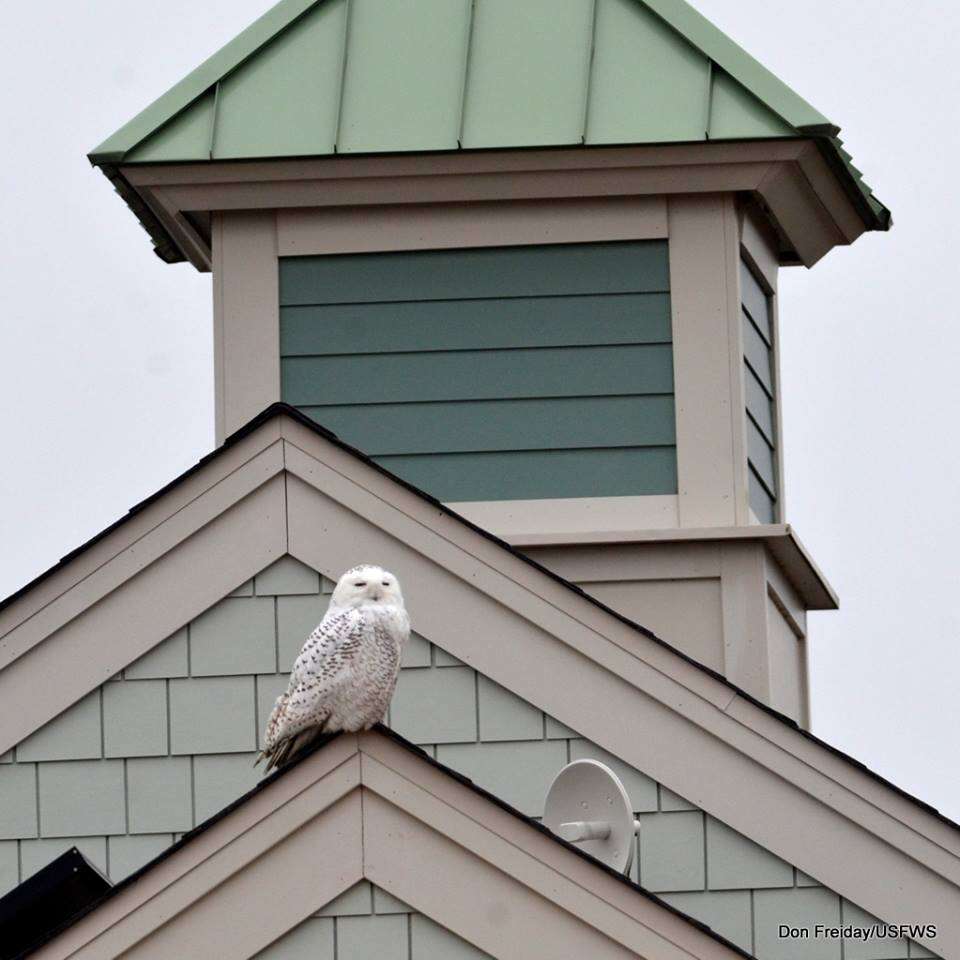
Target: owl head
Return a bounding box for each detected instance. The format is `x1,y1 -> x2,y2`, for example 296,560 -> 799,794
331,564 -> 405,609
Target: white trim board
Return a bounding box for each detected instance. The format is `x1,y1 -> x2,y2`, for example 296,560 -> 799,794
122,139 -> 865,271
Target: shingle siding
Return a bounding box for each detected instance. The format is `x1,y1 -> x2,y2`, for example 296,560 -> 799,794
0,556 -> 937,960
279,242 -> 678,503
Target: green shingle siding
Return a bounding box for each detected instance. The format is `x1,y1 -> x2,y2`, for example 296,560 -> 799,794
0,557 -> 937,960
741,258 -> 778,524
280,242 -> 677,502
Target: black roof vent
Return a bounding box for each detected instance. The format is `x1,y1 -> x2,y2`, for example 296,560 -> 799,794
0,848 -> 111,959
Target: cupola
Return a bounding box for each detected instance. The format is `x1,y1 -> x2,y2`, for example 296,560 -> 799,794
90,0 -> 889,726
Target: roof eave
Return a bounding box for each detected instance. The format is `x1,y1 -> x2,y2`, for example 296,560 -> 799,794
92,162 -> 187,264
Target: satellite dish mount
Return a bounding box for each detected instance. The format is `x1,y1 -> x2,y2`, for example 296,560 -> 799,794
543,759 -> 641,875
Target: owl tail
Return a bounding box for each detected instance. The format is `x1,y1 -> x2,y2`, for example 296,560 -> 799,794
255,724 -> 330,774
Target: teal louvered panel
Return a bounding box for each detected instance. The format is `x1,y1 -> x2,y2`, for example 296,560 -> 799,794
744,364 -> 774,445
279,242 -> 671,305
740,259 -> 778,522
742,314 -> 773,393
280,242 -> 677,502
746,419 -> 776,495
748,469 -> 777,525
740,261 -> 772,342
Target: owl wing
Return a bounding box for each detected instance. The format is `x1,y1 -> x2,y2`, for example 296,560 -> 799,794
258,606 -> 365,771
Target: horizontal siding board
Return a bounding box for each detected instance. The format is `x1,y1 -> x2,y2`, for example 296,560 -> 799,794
282,343 -> 674,406
744,364 -> 775,444
739,261 -> 772,342
375,447 -> 678,501
280,293 -> 672,356
279,242 -> 670,306
748,468 -> 777,523
746,419 -> 777,495
742,314 -> 773,393
299,395 -> 676,455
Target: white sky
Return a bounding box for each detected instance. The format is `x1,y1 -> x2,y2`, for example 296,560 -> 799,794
1,1 -> 958,820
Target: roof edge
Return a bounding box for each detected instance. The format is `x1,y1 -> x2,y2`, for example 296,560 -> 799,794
640,0 -> 832,131
96,165 -> 186,264
88,0 -> 322,164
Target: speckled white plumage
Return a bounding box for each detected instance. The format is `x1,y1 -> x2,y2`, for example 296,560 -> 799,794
257,564 -> 409,772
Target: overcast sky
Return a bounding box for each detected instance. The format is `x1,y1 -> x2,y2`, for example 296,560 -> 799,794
1,1 -> 958,820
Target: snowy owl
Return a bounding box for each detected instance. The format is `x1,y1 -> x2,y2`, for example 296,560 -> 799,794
256,564 -> 410,773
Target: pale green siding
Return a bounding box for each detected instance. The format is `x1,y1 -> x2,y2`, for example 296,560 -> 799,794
742,259 -> 779,523
280,242 -> 677,502
0,557 -> 936,959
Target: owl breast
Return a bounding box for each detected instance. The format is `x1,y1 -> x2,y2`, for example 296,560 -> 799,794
329,605 -> 408,732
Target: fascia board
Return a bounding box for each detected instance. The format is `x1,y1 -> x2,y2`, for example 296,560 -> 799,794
0,418 -> 284,637
116,142 -> 862,268
0,438 -> 285,669
0,461 -> 288,755
506,523 -> 838,611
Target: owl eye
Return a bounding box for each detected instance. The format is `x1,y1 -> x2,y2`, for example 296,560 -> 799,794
382,580 -> 390,586
354,581 -> 367,587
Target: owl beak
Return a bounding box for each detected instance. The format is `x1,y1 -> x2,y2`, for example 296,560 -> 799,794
371,591 -> 382,602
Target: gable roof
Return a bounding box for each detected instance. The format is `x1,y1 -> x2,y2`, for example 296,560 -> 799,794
88,0 -> 888,251
28,727 -> 753,960
1,404 -> 956,955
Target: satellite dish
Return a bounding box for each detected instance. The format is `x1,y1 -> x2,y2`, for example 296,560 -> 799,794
543,759 -> 640,875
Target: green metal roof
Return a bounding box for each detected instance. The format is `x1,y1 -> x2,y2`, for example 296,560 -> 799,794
90,0 -> 889,229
